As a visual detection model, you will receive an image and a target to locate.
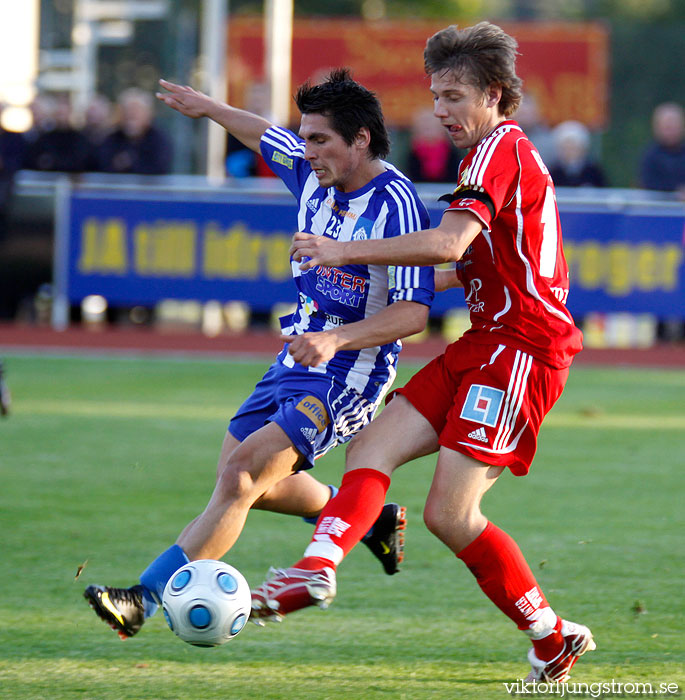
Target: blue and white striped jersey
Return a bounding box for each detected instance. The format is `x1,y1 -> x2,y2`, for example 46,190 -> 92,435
260,125 -> 434,403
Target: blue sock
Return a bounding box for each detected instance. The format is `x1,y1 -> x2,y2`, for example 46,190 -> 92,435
139,544 -> 189,618
302,484 -> 339,525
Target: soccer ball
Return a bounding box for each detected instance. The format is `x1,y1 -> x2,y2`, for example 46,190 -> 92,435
162,559 -> 251,647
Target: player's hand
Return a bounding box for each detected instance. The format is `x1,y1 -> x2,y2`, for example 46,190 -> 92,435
289,232 -> 347,270
156,79 -> 213,119
280,332 -> 340,367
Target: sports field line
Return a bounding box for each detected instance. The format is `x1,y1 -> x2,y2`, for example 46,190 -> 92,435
14,398 -> 685,430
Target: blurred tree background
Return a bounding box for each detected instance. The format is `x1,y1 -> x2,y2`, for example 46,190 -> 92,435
37,0 -> 685,187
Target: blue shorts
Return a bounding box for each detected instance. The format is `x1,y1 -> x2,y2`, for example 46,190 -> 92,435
228,361 -> 379,469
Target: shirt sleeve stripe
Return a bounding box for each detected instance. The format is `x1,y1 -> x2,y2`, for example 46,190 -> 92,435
262,127 -> 306,157
385,185 -> 407,235
387,179 -> 421,233
391,264 -> 425,303
388,180 -> 416,231
269,125 -> 303,150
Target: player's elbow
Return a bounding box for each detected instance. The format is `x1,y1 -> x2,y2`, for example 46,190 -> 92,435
402,303 -> 429,337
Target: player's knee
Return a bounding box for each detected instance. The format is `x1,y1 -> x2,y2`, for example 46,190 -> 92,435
214,460 -> 259,503
423,500 -> 480,550
422,501 -> 451,541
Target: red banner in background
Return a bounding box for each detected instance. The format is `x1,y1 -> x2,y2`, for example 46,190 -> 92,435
227,18 -> 609,129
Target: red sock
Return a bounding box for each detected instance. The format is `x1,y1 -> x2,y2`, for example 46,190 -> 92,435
457,522 -> 563,660
294,468 -> 390,570
531,616 -> 563,661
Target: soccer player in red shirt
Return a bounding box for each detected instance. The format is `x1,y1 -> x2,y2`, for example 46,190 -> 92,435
252,22 -> 595,683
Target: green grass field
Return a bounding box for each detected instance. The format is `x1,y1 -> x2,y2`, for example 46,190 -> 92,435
1,352 -> 683,699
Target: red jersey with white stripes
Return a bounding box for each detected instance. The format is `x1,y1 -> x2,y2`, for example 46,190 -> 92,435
442,120 -> 583,369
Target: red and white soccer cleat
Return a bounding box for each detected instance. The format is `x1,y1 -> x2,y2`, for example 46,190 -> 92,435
251,566 -> 336,622
525,619 -> 596,682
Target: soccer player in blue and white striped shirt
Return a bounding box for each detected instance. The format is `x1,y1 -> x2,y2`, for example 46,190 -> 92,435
83,69 -> 434,639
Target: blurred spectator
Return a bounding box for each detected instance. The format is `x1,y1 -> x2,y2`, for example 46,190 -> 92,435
83,94 -> 114,170
515,92 -> 555,165
549,120 -> 607,188
25,94 -> 91,172
639,102 -> 685,199
97,88 -> 172,174
1,104 -> 28,241
25,94 -> 57,143
407,107 -> 461,183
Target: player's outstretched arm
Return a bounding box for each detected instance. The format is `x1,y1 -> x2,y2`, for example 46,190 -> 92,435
281,300 -> 429,367
156,79 -> 273,153
289,210 -> 483,270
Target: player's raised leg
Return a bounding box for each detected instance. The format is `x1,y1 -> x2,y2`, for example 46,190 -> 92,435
85,421 -> 303,638
251,395 -> 438,619
85,399 -> 408,638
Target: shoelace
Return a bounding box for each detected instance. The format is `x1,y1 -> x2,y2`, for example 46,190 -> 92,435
260,568 -> 332,594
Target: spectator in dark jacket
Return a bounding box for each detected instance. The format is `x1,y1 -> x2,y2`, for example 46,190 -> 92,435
83,94 -> 114,171
640,102 -> 685,199
97,88 -> 172,174
25,94 -> 91,172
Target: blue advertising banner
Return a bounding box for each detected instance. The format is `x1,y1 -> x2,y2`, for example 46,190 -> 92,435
557,210 -> 684,316
62,186 -> 685,318
425,202 -> 685,317
66,190 -> 297,310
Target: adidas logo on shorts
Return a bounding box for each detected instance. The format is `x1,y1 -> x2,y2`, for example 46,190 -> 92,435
300,426 -> 317,442
467,427 -> 488,443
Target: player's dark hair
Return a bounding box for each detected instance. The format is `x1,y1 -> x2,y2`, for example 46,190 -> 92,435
295,68 -> 390,159
424,22 -> 523,117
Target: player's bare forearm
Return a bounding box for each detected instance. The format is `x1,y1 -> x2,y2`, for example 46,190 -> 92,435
289,230 -> 452,268
329,300 -> 429,351
280,301 -> 429,367
156,79 -> 272,153
434,267 -> 463,291
290,211 -> 483,270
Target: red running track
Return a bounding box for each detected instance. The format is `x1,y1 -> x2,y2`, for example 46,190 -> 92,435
1,323 -> 684,368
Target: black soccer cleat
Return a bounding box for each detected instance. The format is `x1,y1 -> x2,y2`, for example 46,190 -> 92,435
84,584 -> 145,639
362,503 -> 406,575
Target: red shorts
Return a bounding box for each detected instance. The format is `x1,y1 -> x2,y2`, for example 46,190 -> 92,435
391,337 -> 569,475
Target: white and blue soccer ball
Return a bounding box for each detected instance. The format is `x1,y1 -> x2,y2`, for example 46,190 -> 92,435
162,559 -> 251,647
